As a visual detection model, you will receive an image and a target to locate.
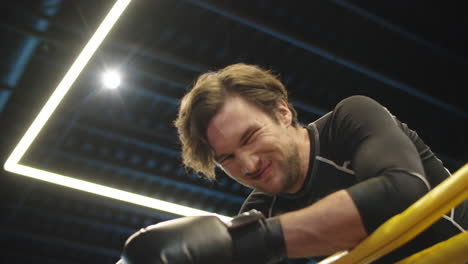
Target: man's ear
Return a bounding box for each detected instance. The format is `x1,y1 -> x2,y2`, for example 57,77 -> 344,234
277,99 -> 292,127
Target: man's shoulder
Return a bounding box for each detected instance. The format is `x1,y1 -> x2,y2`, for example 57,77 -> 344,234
306,95 -> 381,129
333,95 -> 386,117
328,95 -> 394,131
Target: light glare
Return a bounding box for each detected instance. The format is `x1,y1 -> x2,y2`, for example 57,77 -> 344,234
102,70 -> 121,89
3,0 -> 232,221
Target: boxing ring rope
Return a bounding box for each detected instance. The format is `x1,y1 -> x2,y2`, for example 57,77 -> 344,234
319,163 -> 468,264
395,230 -> 468,264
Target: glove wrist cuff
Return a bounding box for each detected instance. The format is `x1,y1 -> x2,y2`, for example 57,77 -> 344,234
266,216 -> 286,259
228,210 -> 286,264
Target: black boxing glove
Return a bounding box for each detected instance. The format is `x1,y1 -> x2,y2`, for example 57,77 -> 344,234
119,209 -> 286,264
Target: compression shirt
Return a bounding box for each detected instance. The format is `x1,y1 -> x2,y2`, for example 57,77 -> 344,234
239,95 -> 467,263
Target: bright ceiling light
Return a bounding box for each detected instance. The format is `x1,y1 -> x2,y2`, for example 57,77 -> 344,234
3,0 -> 232,222
102,70 -> 121,89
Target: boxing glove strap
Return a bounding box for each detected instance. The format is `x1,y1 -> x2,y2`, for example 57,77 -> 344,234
227,210 -> 286,264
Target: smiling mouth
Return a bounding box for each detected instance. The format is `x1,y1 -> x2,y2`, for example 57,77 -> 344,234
252,161 -> 272,181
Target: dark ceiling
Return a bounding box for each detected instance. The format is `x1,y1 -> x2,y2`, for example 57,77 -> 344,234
0,0 -> 467,263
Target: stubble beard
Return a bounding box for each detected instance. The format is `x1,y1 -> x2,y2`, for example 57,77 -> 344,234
261,139 -> 302,195
235,131 -> 304,195
279,141 -> 302,193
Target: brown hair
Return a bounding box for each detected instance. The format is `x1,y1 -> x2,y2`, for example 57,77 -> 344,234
174,63 -> 299,179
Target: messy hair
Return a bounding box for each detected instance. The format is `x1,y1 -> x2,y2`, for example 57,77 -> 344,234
174,63 -> 298,179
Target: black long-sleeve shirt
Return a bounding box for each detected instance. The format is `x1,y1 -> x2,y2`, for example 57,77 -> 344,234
239,95 -> 467,263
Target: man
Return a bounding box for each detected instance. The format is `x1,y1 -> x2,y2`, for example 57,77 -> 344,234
119,64 -> 467,264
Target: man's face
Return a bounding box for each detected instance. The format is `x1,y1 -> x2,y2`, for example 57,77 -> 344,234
206,95 -> 302,194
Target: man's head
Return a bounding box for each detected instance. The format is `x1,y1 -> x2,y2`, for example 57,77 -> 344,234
174,63 -> 301,192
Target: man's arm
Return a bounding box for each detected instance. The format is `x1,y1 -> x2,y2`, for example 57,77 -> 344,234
119,95 -> 432,263
280,95 -> 429,258
332,96 -> 429,233
281,189 -> 367,258
117,190 -> 366,264
119,210 -> 286,264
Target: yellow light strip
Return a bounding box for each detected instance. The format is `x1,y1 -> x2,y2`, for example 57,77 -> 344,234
4,0 -> 132,167
8,164 -> 231,222
3,0 -> 232,222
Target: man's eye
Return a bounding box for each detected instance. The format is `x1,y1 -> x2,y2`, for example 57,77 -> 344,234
245,131 -> 257,144
221,154 -> 234,164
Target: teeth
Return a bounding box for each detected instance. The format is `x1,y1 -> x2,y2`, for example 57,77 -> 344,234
255,167 -> 266,179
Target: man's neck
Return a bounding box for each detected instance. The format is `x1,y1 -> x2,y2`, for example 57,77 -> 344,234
288,126 -> 311,193
298,126 -> 311,180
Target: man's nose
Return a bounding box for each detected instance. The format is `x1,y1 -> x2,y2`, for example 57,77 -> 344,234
236,150 -> 260,176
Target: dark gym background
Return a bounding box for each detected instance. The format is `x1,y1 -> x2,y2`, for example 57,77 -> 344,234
0,1 -> 466,263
